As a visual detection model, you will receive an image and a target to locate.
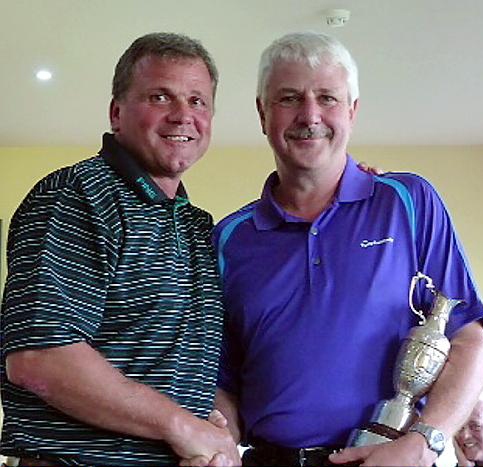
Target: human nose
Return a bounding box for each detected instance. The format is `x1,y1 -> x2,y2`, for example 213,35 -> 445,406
167,98 -> 193,124
296,96 -> 322,126
459,425 -> 472,441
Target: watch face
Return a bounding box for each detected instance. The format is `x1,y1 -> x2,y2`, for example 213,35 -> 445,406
433,432 -> 444,443
432,432 -> 445,451
410,423 -> 445,454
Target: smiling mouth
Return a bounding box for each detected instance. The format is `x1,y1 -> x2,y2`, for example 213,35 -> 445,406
163,135 -> 194,142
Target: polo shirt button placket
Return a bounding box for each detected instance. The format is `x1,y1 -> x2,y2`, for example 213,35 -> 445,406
309,226 -> 321,267
170,203 -> 182,256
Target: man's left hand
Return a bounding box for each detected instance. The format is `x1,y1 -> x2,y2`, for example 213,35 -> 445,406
329,432 -> 437,467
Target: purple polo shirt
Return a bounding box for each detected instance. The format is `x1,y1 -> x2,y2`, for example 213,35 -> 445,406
213,155 -> 483,448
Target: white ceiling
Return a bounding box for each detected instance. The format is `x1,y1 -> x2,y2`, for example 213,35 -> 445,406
2,0 -> 483,148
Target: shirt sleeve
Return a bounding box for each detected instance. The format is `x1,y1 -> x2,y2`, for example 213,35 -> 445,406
216,316 -> 243,395
2,168 -> 117,354
212,222 -> 241,395
409,174 -> 483,337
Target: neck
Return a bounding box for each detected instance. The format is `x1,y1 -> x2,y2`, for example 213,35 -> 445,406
274,162 -> 345,221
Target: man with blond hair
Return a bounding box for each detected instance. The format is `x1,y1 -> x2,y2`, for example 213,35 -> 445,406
1,32 -> 240,467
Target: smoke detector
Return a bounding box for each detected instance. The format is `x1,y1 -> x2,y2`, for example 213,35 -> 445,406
323,9 -> 351,27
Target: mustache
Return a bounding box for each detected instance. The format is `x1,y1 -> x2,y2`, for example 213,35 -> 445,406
285,125 -> 334,140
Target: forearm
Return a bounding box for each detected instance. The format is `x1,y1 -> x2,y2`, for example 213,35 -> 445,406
215,387 -> 242,443
6,341 -> 197,442
419,321 -> 483,437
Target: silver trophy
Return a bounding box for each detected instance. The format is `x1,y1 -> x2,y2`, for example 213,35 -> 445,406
348,272 -> 463,446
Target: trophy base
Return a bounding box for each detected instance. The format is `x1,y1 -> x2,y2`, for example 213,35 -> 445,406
348,423 -> 404,447
348,429 -> 390,447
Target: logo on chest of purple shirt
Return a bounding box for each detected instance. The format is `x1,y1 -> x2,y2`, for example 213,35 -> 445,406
360,237 -> 395,248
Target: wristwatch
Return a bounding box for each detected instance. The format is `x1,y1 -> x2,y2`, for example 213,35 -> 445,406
408,422 -> 446,456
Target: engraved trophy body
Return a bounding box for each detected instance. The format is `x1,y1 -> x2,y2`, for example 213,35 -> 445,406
348,272 -> 463,447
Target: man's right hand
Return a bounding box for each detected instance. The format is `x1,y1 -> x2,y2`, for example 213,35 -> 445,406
168,409 -> 241,467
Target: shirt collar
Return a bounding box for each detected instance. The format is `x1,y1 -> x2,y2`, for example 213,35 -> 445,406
253,154 -> 375,230
99,132 -> 188,204
338,154 -> 375,202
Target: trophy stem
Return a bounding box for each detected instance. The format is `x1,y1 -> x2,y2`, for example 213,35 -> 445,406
348,393 -> 418,447
370,393 -> 417,432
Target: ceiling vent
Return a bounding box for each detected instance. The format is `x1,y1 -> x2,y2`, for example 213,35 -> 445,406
323,9 -> 351,27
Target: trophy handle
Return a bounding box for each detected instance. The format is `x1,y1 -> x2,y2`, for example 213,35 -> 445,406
409,272 -> 435,325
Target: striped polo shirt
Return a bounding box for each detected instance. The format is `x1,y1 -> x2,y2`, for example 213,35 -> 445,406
0,133 -> 224,466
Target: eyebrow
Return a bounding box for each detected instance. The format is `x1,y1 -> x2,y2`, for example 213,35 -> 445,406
276,87 -> 301,95
146,87 -> 209,96
276,86 -> 344,95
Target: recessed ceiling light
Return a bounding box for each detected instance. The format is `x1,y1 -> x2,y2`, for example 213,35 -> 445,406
36,69 -> 53,81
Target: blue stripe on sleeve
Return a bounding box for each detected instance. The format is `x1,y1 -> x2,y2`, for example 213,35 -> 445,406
217,212 -> 254,278
375,176 -> 416,240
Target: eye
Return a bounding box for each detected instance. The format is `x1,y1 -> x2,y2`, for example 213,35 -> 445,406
150,93 -> 169,103
190,96 -> 206,107
319,95 -> 338,106
278,94 -> 301,106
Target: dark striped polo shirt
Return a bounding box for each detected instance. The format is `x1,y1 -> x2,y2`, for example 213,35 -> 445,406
0,133 -> 224,466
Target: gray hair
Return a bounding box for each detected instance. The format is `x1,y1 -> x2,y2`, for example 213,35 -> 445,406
257,32 -> 359,105
112,32 -> 219,100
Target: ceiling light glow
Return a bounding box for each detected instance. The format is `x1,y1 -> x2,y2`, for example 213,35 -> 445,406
36,69 -> 53,81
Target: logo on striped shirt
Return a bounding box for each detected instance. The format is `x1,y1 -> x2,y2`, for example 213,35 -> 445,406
136,176 -> 157,200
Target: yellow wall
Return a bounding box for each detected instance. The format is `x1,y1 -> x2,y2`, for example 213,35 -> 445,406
1,145 -> 482,290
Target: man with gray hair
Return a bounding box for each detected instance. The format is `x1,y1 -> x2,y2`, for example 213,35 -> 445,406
213,32 -> 483,466
1,32 -> 240,467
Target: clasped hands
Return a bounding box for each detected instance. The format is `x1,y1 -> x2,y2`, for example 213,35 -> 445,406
178,409 -> 241,467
